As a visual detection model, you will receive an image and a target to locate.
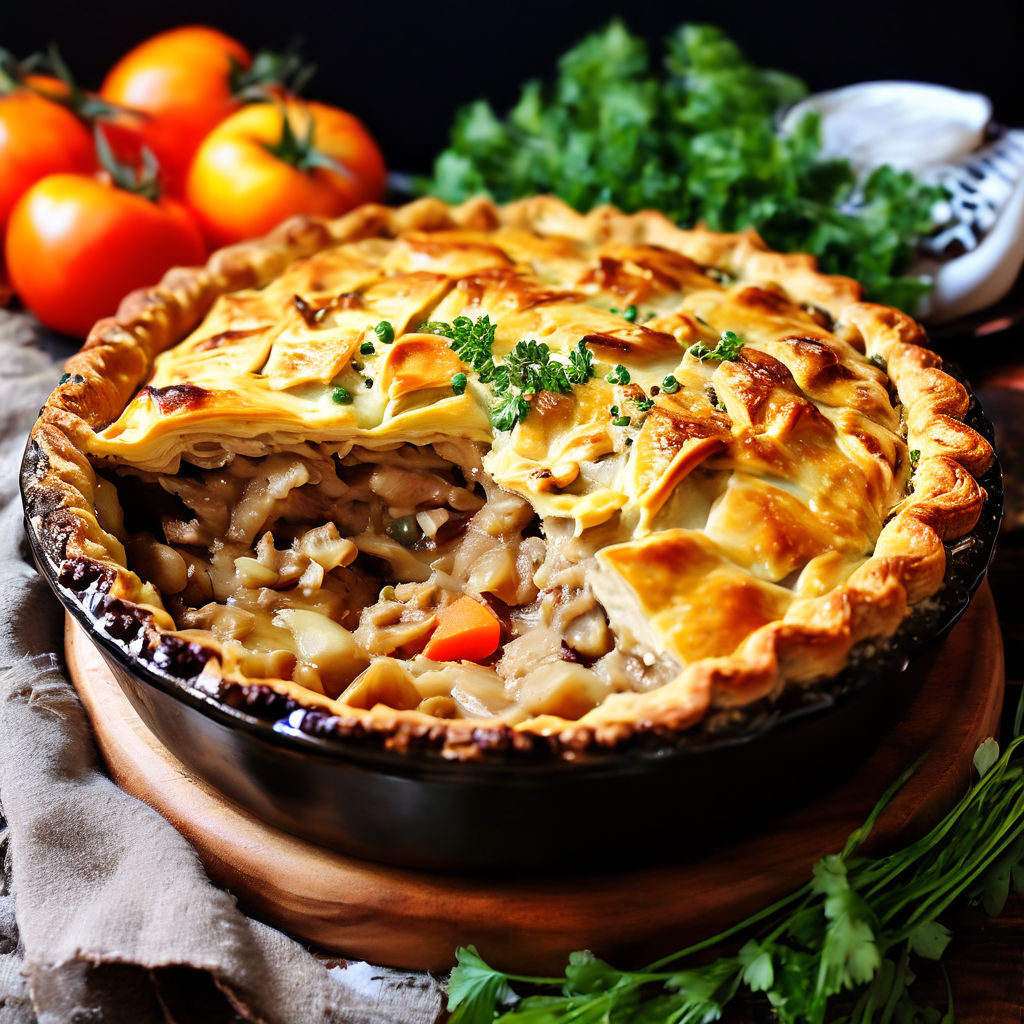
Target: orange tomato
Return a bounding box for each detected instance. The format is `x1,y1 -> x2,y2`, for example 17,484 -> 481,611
185,99 -> 386,248
6,173 -> 206,337
0,87 -> 95,242
99,26 -> 251,194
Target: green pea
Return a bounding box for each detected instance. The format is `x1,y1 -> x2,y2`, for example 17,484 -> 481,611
388,515 -> 421,547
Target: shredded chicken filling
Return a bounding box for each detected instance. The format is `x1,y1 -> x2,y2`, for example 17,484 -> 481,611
107,442 -> 674,723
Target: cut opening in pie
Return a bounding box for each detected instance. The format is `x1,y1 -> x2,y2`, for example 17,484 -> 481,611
99,440 -> 683,724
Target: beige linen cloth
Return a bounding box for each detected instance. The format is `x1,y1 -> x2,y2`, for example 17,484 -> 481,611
0,311 -> 446,1024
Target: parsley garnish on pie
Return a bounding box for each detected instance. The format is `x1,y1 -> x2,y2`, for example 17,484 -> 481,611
689,330 -> 746,362
421,316 -> 596,430
565,339 -> 595,385
446,315 -> 498,378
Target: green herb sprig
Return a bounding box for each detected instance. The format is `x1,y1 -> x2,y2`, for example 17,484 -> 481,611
422,314 -> 499,379
490,339 -> 574,431
425,315 -> 596,430
447,710 -> 1024,1023
689,330 -> 746,363
489,337 -> 596,430
424,22 -> 943,310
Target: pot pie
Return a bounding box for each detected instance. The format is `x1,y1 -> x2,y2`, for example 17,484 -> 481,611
24,196 -> 993,759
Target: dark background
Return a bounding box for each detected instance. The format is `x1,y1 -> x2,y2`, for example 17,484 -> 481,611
3,0 -> 1023,176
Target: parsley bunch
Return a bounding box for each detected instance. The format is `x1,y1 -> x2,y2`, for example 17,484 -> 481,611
447,703 -> 1024,1023
424,22 -> 943,311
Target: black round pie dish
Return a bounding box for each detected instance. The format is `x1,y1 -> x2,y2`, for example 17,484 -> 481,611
21,380 -> 1003,876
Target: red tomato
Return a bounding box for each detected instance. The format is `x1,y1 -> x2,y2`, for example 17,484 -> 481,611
6,174 -> 206,337
185,99 -> 387,247
0,88 -> 95,242
99,26 -> 251,194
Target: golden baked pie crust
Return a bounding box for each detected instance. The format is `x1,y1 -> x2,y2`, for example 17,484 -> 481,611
24,196 -> 993,756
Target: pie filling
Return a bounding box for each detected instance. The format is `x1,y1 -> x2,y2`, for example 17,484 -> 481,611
97,440 -> 680,724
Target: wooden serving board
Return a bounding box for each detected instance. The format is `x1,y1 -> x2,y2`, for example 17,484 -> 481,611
65,583 -> 1004,975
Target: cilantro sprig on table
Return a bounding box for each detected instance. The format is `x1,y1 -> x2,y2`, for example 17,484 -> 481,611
425,315 -> 596,430
447,702 -> 1024,1023
424,22 -> 944,311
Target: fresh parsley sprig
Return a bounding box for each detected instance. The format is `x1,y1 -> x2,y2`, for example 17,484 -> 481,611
565,338 -> 595,386
490,337 -> 596,430
426,315 -> 596,430
447,711 -> 1024,1024
689,330 -> 745,363
489,340 -> 568,431
422,314 -> 499,380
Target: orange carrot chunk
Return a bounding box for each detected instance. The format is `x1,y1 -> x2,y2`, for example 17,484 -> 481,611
423,595 -> 501,662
